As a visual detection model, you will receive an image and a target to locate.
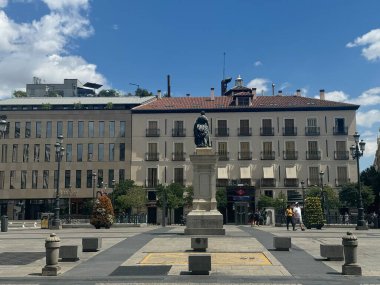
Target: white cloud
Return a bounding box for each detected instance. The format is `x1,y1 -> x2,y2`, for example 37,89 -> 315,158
280,82 -> 291,91
247,78 -> 269,94
349,87 -> 380,106
357,110 -> 380,128
347,28 -> 380,61
362,138 -> 377,159
112,24 -> 119,30
0,0 -> 8,8
254,61 -> 262,67
314,90 -> 349,102
0,0 -> 107,98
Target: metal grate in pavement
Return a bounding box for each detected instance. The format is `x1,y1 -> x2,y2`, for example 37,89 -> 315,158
0,252 -> 45,265
109,265 -> 172,276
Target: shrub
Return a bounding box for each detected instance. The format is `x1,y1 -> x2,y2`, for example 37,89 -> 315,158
90,194 -> 115,229
304,197 -> 324,229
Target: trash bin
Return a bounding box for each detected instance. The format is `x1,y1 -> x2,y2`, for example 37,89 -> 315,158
1,215 -> 8,232
41,213 -> 51,229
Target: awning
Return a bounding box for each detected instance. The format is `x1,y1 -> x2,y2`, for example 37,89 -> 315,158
217,167 -> 228,179
263,166 -> 274,178
286,166 -> 297,179
240,166 -> 251,179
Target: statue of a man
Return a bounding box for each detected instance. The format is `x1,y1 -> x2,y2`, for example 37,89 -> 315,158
193,111 -> 210,147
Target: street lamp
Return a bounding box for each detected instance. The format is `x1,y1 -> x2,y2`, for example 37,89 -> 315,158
350,132 -> 368,230
92,172 -> 97,203
319,170 -> 328,224
301,180 -> 305,206
111,179 -> 116,206
51,135 -> 64,230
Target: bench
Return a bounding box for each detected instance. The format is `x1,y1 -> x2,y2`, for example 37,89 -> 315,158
82,237 -> 102,252
320,244 -> 344,261
191,237 -> 208,252
273,236 -> 291,251
188,254 -> 211,275
59,245 -> 80,261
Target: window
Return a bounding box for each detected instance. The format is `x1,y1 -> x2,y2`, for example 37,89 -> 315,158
147,168 -> 158,187
99,121 -> 105,137
78,121 -> 84,138
284,119 -> 296,135
335,141 -> 348,160
77,144 -> 83,162
0,171 -> 4,189
239,119 -> 251,136
66,144 -> 72,162
237,96 -> 250,106
108,169 -> 114,187
10,170 -> 15,189
284,141 -> 297,160
216,120 -> 228,136
173,120 -> 185,136
174,168 -> 184,185
337,166 -> 348,185
57,121 -> 63,137
46,121 -> 52,138
12,144 -> 18,162
307,141 -> 320,160
97,169 -> 103,187
23,144 -> 29,162
65,170 -> 70,188
76,170 -> 81,188
34,144 -> 40,162
334,118 -> 347,135
25,122 -> 31,138
35,121 -> 41,138
67,121 -> 73,138
119,169 -> 125,183
173,143 -> 184,160
218,142 -> 228,160
261,119 -> 273,135
109,121 -> 115,137
43,170 -> 49,189
32,170 -> 38,189
119,143 -> 125,161
120,121 -> 126,137
15,122 -> 20,138
308,167 -> 319,185
87,170 -> 93,188
146,143 -> 158,161
109,143 -> 115,161
239,142 -> 251,160
306,118 -> 319,135
88,143 -> 93,161
1,144 -> 7,163
98,144 -> 104,161
21,170 -> 27,189
88,121 -> 94,138
262,141 -> 274,159
44,144 -> 51,162
146,121 -> 159,136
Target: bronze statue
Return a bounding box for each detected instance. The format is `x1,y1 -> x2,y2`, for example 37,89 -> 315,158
193,111 -> 210,147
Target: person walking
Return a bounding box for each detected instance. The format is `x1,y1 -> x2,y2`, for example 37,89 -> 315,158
285,205 -> 295,231
293,202 -> 305,231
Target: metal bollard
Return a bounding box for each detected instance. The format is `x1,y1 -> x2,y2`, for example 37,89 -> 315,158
1,215 -> 8,232
341,231 -> 362,275
42,233 -> 61,276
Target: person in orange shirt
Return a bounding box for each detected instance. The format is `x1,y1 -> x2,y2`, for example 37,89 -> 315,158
285,205 -> 295,231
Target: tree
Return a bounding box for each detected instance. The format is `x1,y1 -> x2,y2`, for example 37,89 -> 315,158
339,183 -> 375,211
13,90 -> 27,97
304,197 -> 324,229
98,89 -> 120,97
135,88 -> 153,97
360,166 -> 380,212
258,195 -> 275,209
116,186 -> 147,214
216,187 -> 227,209
183,186 -> 194,209
306,185 -> 341,210
111,179 -> 137,213
90,194 -> 114,229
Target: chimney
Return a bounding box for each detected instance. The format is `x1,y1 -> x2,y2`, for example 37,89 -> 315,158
186,93 -> 190,97
278,90 -> 283,96
320,89 -> 325,100
296,89 -> 301,97
157,90 -> 161,99
167,75 -> 171,97
252,88 -> 257,99
210,88 -> 215,101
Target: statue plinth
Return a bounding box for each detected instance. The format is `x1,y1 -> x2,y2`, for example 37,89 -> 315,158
184,147 -> 225,235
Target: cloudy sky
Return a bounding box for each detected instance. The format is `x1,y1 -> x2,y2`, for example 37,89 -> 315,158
0,0 -> 380,169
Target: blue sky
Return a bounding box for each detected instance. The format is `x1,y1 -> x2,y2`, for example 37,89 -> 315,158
0,0 -> 380,169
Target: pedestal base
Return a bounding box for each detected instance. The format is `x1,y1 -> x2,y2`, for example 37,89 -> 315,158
184,211 -> 225,235
42,265 -> 61,276
342,264 -> 362,275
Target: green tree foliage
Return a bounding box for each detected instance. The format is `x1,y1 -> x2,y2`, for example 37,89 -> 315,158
273,192 -> 288,212
12,90 -> 27,97
304,197 -> 324,229
156,183 -> 185,210
306,185 -> 341,210
135,87 -> 153,97
361,166 -> 380,211
183,186 -> 194,208
98,89 -> 120,97
258,195 -> 275,209
216,187 -> 227,208
90,194 -> 114,228
339,183 -> 375,210
111,179 -> 137,212
116,186 -> 147,213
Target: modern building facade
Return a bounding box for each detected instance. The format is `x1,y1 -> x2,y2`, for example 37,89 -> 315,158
131,77 -> 360,224
0,96 -> 155,219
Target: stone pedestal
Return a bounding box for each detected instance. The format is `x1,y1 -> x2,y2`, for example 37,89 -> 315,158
184,148 -> 225,235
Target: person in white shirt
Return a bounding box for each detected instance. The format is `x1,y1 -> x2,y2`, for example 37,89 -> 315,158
293,203 -> 305,231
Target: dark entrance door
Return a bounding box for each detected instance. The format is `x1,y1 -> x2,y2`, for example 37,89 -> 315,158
234,202 -> 249,225
147,207 -> 157,224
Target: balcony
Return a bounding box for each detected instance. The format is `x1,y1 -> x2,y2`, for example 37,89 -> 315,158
261,151 -> 275,160
282,127 -> 297,136
172,152 -> 186,161
305,126 -> 320,136
333,126 -> 348,135
238,127 -> 252,136
261,178 -> 276,187
215,128 -> 229,137
145,179 -> 159,188
283,150 -> 298,160
217,151 -> 229,161
306,150 -> 321,160
238,151 -> 252,160
145,152 -> 159,161
260,127 -> 274,136
284,178 -> 299,187
146,128 -> 160,137
172,128 -> 186,137
334,151 -> 349,160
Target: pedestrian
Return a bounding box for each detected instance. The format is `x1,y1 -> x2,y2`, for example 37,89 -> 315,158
344,211 -> 349,224
253,209 -> 261,226
293,202 -> 305,231
285,205 -> 295,231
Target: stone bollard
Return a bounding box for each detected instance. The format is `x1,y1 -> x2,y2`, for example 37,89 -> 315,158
341,231 -> 362,275
42,233 -> 61,276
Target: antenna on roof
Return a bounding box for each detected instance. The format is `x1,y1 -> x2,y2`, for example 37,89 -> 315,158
272,83 -> 275,96
223,52 -> 226,80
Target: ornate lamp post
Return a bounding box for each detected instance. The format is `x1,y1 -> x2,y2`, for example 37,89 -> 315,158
92,172 -> 97,203
111,179 -> 116,206
301,180 -> 305,206
51,135 -> 64,230
350,132 -> 368,230
319,170 -> 328,224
